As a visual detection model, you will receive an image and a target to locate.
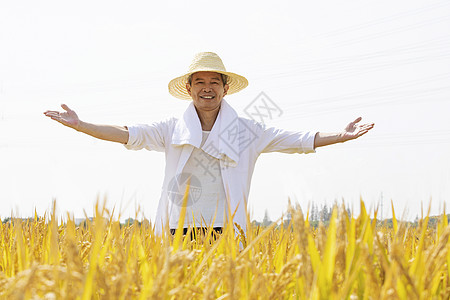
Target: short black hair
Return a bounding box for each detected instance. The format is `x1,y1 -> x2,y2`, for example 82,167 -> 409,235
187,73 -> 228,86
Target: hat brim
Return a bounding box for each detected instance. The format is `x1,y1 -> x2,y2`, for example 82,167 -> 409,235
168,69 -> 248,100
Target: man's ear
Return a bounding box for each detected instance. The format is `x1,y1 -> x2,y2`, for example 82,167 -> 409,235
186,83 -> 192,96
223,84 -> 229,96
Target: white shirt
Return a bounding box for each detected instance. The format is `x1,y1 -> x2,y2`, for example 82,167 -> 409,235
168,131 -> 227,228
124,99 -> 317,235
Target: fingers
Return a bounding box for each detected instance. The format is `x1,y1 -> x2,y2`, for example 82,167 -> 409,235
349,117 -> 374,131
346,117 -> 363,130
351,117 -> 376,128
44,112 -> 61,119
61,104 -> 72,112
43,111 -> 59,118
356,129 -> 370,138
43,110 -> 60,114
357,123 -> 374,132
352,117 -> 362,124
43,111 -> 65,124
359,123 -> 374,130
46,114 -> 65,124
43,104 -> 73,117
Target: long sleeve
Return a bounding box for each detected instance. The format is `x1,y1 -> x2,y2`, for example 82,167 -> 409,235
124,119 -> 174,152
251,121 -> 317,154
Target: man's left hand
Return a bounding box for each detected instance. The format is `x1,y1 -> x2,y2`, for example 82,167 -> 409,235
340,117 -> 375,142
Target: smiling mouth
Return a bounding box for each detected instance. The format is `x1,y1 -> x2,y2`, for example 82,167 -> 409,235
200,95 -> 215,99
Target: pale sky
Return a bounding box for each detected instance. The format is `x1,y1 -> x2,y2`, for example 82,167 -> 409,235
1,0 -> 449,222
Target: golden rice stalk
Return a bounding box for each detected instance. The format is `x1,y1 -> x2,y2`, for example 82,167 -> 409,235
1,199 -> 450,299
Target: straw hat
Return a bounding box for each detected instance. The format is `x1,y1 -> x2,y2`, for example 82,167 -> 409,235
168,52 -> 248,100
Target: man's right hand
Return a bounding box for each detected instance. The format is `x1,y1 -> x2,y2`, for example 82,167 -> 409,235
43,104 -> 129,144
44,104 -> 80,130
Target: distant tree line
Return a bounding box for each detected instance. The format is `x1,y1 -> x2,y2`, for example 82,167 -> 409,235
309,203 -> 352,223
4,212 -> 450,229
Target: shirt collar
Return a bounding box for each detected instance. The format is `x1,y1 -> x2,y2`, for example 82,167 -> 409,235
171,99 -> 240,166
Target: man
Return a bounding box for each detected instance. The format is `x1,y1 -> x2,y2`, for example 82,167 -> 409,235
44,52 -> 374,235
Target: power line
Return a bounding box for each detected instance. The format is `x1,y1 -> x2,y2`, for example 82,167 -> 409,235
282,1 -> 450,56
281,73 -> 450,110
298,1 -> 450,41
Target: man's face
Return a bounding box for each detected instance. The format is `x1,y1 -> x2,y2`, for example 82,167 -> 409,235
186,71 -> 229,113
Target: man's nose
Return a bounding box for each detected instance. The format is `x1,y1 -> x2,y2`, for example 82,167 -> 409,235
202,85 -> 212,92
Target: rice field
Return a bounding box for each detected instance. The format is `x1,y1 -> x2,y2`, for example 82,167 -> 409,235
0,199 -> 449,299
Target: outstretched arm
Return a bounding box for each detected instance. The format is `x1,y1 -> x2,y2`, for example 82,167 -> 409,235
43,104 -> 129,144
314,117 -> 374,148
